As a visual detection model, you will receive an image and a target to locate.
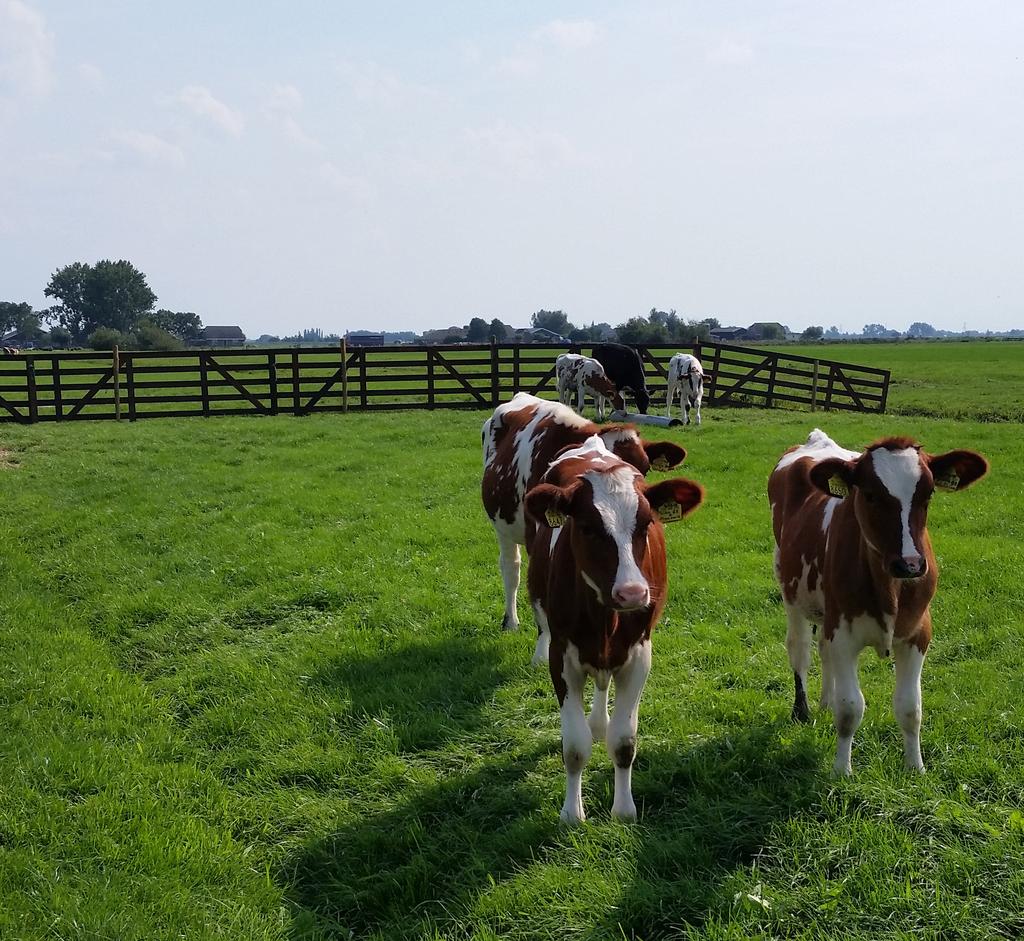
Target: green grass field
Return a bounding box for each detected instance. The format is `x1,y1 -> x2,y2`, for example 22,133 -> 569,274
1,399 -> 1022,939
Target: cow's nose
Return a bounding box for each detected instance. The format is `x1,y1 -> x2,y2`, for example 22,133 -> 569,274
890,555 -> 926,579
612,582 -> 650,609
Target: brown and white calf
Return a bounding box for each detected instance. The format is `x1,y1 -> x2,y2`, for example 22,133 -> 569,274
481,393 -> 686,658
769,429 -> 989,775
525,435 -> 703,821
556,353 -> 625,421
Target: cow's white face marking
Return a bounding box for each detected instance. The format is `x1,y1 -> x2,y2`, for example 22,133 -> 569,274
584,465 -> 648,603
871,447 -> 922,558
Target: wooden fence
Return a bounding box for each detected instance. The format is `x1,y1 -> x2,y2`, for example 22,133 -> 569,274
0,341 -> 889,423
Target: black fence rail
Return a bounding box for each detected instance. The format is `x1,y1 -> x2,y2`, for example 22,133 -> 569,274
0,341 -> 889,423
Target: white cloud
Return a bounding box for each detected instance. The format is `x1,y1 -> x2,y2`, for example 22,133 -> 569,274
0,0 -> 55,97
266,83 -> 303,112
535,19 -> 601,51
281,114 -> 322,151
174,84 -> 244,136
77,62 -> 104,88
707,39 -> 753,66
319,161 -> 374,201
493,55 -> 540,79
337,59 -> 438,107
462,121 -> 581,180
113,130 -> 185,167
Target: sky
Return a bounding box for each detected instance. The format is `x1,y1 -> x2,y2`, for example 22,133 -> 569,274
1,1 -> 1022,337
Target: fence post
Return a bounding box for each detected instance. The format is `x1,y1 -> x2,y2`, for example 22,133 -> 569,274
810,359 -> 819,411
199,351 -> 211,417
879,370 -> 891,414
709,345 -> 721,404
824,365 -> 835,411
490,337 -> 500,406
341,338 -> 348,412
292,350 -> 301,414
113,346 -> 121,420
359,348 -> 367,408
52,355 -> 63,421
512,344 -> 520,394
26,357 -> 38,423
268,351 -> 278,415
426,348 -> 435,409
125,353 -> 137,421
766,353 -> 778,408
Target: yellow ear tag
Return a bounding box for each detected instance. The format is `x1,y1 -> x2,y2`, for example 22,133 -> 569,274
935,471 -> 959,491
651,456 -> 670,472
545,509 -> 567,528
828,475 -> 850,498
656,501 -> 683,523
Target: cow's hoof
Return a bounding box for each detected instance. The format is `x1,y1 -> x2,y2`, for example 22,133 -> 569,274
791,696 -> 811,724
501,614 -> 519,632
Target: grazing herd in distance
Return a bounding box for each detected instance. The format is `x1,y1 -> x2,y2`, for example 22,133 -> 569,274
481,353 -> 990,822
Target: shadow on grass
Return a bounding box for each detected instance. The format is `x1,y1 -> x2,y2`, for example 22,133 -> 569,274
583,723 -> 825,939
284,630 -> 826,940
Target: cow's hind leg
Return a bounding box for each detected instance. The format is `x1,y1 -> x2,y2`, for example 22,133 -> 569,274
552,645 -> 592,824
893,636 -> 927,773
665,379 -> 676,418
607,640 -> 652,821
818,626 -> 833,711
785,605 -> 812,722
497,534 -> 521,631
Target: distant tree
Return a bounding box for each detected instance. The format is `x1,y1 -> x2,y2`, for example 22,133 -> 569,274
700,317 -> 721,331
442,332 -> 463,344
149,309 -> 203,341
488,318 -> 509,341
530,310 -> 573,337
466,317 -> 489,342
825,325 -> 843,339
0,301 -> 35,334
135,320 -> 183,351
256,334 -> 280,344
48,325 -> 73,348
758,323 -> 786,341
801,325 -> 824,340
907,321 -> 937,338
616,316 -> 668,344
86,326 -> 132,350
45,260 -> 157,340
862,323 -> 890,338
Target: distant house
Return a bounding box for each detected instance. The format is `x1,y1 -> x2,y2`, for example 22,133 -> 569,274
201,325 -> 246,347
709,326 -> 748,342
2,327 -> 36,348
529,327 -> 571,343
346,332 -> 384,347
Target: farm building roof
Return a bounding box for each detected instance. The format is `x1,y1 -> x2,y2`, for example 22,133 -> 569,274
202,325 -> 246,340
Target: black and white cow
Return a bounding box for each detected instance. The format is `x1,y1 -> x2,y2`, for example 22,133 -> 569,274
591,343 -> 651,414
666,353 -> 704,425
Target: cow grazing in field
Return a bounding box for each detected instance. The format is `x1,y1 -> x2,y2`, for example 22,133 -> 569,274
555,353 -> 625,421
525,434 -> 704,822
666,353 -> 704,425
481,393 -> 687,645
591,343 -> 651,414
769,429 -> 989,776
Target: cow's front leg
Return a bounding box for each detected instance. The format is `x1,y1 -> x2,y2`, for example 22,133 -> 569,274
893,635 -> 927,773
818,627 -> 833,711
589,680 -> 609,740
665,380 -> 676,418
552,644 -> 591,824
531,600 -> 551,667
829,626 -> 865,776
694,396 -> 702,425
607,640 -> 652,820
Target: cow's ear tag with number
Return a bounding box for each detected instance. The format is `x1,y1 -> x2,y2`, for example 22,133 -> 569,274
935,471 -> 959,491
828,475 -> 850,498
651,455 -> 670,472
545,508 -> 567,528
655,501 -> 683,524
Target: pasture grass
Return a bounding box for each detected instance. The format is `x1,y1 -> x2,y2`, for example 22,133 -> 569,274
1,404 -> 1022,939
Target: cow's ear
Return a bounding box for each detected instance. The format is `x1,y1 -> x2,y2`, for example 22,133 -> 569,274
525,481 -> 579,528
927,450 -> 989,492
643,441 -> 686,473
809,457 -> 856,498
645,478 -> 704,524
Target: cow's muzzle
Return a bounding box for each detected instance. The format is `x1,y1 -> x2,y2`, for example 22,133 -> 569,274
889,555 -> 927,579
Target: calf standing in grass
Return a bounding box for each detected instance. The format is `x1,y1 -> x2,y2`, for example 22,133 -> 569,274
591,342 -> 651,414
525,435 -> 704,822
666,353 -> 704,425
482,393 -> 686,644
556,353 -> 625,421
769,429 -> 988,775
